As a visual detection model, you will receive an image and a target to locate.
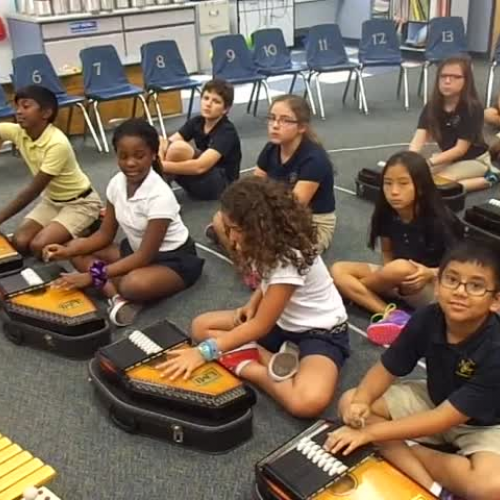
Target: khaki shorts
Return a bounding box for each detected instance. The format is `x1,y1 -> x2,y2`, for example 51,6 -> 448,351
367,263 -> 436,309
434,151 -> 496,179
26,190 -> 102,238
384,380 -> 500,456
313,211 -> 336,254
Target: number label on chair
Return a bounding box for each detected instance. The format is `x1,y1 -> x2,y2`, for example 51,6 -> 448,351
32,70 -> 42,84
156,55 -> 166,68
93,61 -> 101,76
263,44 -> 277,58
318,38 -> 328,51
372,32 -> 387,45
226,49 -> 236,63
442,31 -> 454,43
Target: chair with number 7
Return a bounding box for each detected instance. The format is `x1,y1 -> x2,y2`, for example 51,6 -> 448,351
80,45 -> 152,153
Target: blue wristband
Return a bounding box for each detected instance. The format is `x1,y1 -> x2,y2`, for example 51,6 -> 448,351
197,339 -> 220,361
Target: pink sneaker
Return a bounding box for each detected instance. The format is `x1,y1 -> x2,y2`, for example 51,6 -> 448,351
367,304 -> 411,346
218,343 -> 260,376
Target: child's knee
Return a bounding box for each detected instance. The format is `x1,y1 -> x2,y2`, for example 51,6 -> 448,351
384,258 -> 415,278
330,262 -> 349,283
485,107 -> 500,124
285,390 -> 332,419
12,232 -> 32,255
165,141 -> 194,162
29,234 -> 53,258
118,272 -> 146,301
469,478 -> 500,500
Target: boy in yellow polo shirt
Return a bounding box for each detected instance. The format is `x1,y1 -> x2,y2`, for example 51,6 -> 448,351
0,85 -> 102,258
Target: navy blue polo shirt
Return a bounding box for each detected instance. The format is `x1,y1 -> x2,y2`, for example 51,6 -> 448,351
382,304 -> 500,426
377,212 -> 459,267
256,138 -> 336,214
178,115 -> 242,183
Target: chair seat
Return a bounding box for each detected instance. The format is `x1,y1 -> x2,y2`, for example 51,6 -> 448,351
218,74 -> 266,85
257,61 -> 309,76
56,93 -> 86,107
148,78 -> 201,92
359,59 -> 402,67
309,61 -> 357,73
0,105 -> 15,119
87,84 -> 144,101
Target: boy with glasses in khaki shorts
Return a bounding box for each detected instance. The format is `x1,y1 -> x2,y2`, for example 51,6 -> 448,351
0,85 -> 101,258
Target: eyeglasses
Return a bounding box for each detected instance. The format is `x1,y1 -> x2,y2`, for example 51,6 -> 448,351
266,114 -> 299,126
440,273 -> 496,297
439,74 -> 465,81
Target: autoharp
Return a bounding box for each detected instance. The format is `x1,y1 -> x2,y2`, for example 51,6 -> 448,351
0,234 -> 23,277
255,420 -> 436,500
97,319 -> 256,420
0,263 -> 106,337
0,431 -> 56,500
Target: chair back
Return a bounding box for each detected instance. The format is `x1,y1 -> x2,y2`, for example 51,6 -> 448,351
306,24 -> 350,70
80,45 -> 129,94
12,53 -> 65,95
359,19 -> 402,65
211,34 -> 259,80
252,28 -> 291,70
425,16 -> 468,62
141,40 -> 190,88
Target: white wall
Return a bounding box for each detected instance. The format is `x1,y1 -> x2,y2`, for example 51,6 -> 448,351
0,0 -> 16,82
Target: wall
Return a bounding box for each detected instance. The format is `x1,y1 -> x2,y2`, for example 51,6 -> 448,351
294,0 -> 340,30
0,0 -> 15,82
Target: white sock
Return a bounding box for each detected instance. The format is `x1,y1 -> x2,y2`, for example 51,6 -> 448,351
430,482 -> 443,497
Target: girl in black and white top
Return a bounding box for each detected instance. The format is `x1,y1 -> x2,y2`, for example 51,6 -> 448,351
43,119 -> 203,326
410,56 -> 498,192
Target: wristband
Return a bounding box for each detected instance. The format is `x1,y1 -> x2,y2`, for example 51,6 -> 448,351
89,260 -> 108,289
197,339 -> 220,361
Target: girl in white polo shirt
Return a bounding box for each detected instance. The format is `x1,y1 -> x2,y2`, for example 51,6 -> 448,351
158,177 -> 349,419
43,119 -> 204,326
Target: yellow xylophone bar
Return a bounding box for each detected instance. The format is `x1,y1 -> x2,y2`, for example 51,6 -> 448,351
0,434 -> 56,500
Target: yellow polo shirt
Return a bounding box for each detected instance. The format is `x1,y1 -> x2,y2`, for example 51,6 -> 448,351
0,123 -> 91,202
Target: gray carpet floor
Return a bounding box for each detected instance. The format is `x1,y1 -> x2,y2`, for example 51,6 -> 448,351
0,57 -> 497,500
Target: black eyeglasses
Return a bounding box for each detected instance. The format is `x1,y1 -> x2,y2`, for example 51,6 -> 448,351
440,273 -> 496,297
265,114 -> 300,126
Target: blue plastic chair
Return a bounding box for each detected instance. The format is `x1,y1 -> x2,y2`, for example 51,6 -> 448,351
358,19 -> 409,113
252,28 -> 316,115
141,40 -> 201,138
11,53 -> 102,152
80,45 -> 152,153
211,34 -> 269,116
486,35 -> 500,107
421,17 -> 468,103
0,84 -> 15,120
305,24 -> 360,120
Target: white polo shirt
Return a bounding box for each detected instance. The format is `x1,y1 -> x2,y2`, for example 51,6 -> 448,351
106,169 -> 189,252
261,254 -> 347,332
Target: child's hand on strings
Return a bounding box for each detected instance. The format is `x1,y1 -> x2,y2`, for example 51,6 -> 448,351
52,272 -> 92,290
157,347 -> 205,381
323,425 -> 372,456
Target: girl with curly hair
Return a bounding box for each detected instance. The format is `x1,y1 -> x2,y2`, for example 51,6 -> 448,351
158,177 -> 349,418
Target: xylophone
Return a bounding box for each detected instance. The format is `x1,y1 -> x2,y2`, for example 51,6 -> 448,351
0,235 -> 23,278
0,263 -> 110,358
0,432 -> 56,500
97,319 -> 256,420
90,319 -> 255,452
355,163 -> 465,212
255,420 -> 436,500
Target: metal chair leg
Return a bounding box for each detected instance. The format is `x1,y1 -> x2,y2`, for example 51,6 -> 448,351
403,66 -> 410,111
253,81 -> 262,117
262,80 -> 272,106
247,82 -> 257,114
486,63 -> 497,108
152,92 -> 167,139
187,88 -> 196,120
396,66 -> 403,99
314,74 -> 326,120
66,105 -> 74,134
423,62 -> 430,105
288,73 -> 298,94
356,68 -> 368,115
138,94 -> 153,125
301,73 -> 317,116
76,102 -> 102,153
93,100 -> 109,153
131,96 -> 138,118
342,70 -> 354,105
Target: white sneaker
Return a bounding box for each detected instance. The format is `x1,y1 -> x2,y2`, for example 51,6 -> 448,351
108,295 -> 142,327
268,341 -> 300,382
